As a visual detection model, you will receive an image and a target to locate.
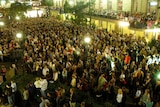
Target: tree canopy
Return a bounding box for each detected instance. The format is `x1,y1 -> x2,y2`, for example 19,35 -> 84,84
41,0 -> 53,6
64,0 -> 95,25
5,2 -> 31,20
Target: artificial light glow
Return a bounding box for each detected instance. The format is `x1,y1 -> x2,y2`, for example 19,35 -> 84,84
76,50 -> 80,55
145,28 -> 160,33
10,0 -> 15,3
84,37 -> 91,44
15,16 -> 20,20
119,21 -> 130,27
157,73 -> 160,80
69,0 -> 74,6
16,33 -> 22,39
0,22 -> 4,26
25,9 -> 44,18
150,2 -> 157,6
1,0 -> 6,7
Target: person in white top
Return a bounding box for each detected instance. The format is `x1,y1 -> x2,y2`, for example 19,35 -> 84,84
0,46 -> 3,62
11,80 -> 17,105
42,65 -> 49,77
40,77 -> 48,98
11,80 -> 17,93
116,88 -> 123,107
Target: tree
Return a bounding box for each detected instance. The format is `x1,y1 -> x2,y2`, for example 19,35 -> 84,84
5,2 -> 31,21
64,0 -> 95,25
41,0 -> 53,6
41,0 -> 53,17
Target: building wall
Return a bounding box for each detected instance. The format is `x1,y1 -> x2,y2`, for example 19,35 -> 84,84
94,0 -> 100,10
123,0 -> 131,12
99,0 -> 107,10
137,0 -> 148,13
54,0 -> 159,13
112,0 -> 118,11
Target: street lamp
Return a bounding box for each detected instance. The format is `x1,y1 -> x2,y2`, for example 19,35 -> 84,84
84,36 -> 91,67
16,33 -> 22,39
0,21 -> 4,26
15,16 -> 20,20
84,37 -> 91,44
69,0 -> 74,6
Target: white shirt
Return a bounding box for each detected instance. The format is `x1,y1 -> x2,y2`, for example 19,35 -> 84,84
116,94 -> 123,103
42,67 -> 49,76
34,80 -> 41,88
11,82 -> 17,92
40,79 -> 48,91
62,69 -> 67,78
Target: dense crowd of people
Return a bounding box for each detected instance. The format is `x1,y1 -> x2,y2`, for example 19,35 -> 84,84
92,10 -> 157,29
0,16 -> 160,107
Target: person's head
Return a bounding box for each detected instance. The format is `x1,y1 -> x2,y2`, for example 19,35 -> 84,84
144,89 -> 149,94
80,101 -> 85,107
63,103 -> 69,107
23,87 -> 28,91
70,88 -> 74,94
118,88 -> 123,94
11,80 -> 15,84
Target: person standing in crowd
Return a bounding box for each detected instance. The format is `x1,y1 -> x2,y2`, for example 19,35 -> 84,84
23,87 -> 30,107
69,88 -> 77,107
97,73 -> 107,91
62,68 -> 68,84
5,84 -> 13,105
71,73 -> 77,88
116,88 -> 123,107
139,89 -> 153,107
39,96 -> 50,107
1,65 -> 7,82
42,64 -> 49,77
11,80 -> 17,105
40,77 -> 48,98
0,45 -> 3,62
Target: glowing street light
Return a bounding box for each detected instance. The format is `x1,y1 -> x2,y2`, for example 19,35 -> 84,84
157,72 -> 160,80
15,16 -> 20,20
84,37 -> 91,44
69,0 -> 74,6
16,33 -> 22,39
0,21 -> 4,26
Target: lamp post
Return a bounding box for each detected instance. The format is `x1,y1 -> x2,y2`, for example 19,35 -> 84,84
16,32 -> 23,47
15,32 -> 23,62
16,33 -> 22,39
84,36 -> 91,67
84,37 -> 91,44
15,16 -> 20,20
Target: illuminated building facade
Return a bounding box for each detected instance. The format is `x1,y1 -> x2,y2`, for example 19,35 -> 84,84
51,0 -> 159,13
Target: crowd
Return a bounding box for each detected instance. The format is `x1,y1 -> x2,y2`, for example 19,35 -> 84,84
0,16 -> 160,107
92,10 -> 157,29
